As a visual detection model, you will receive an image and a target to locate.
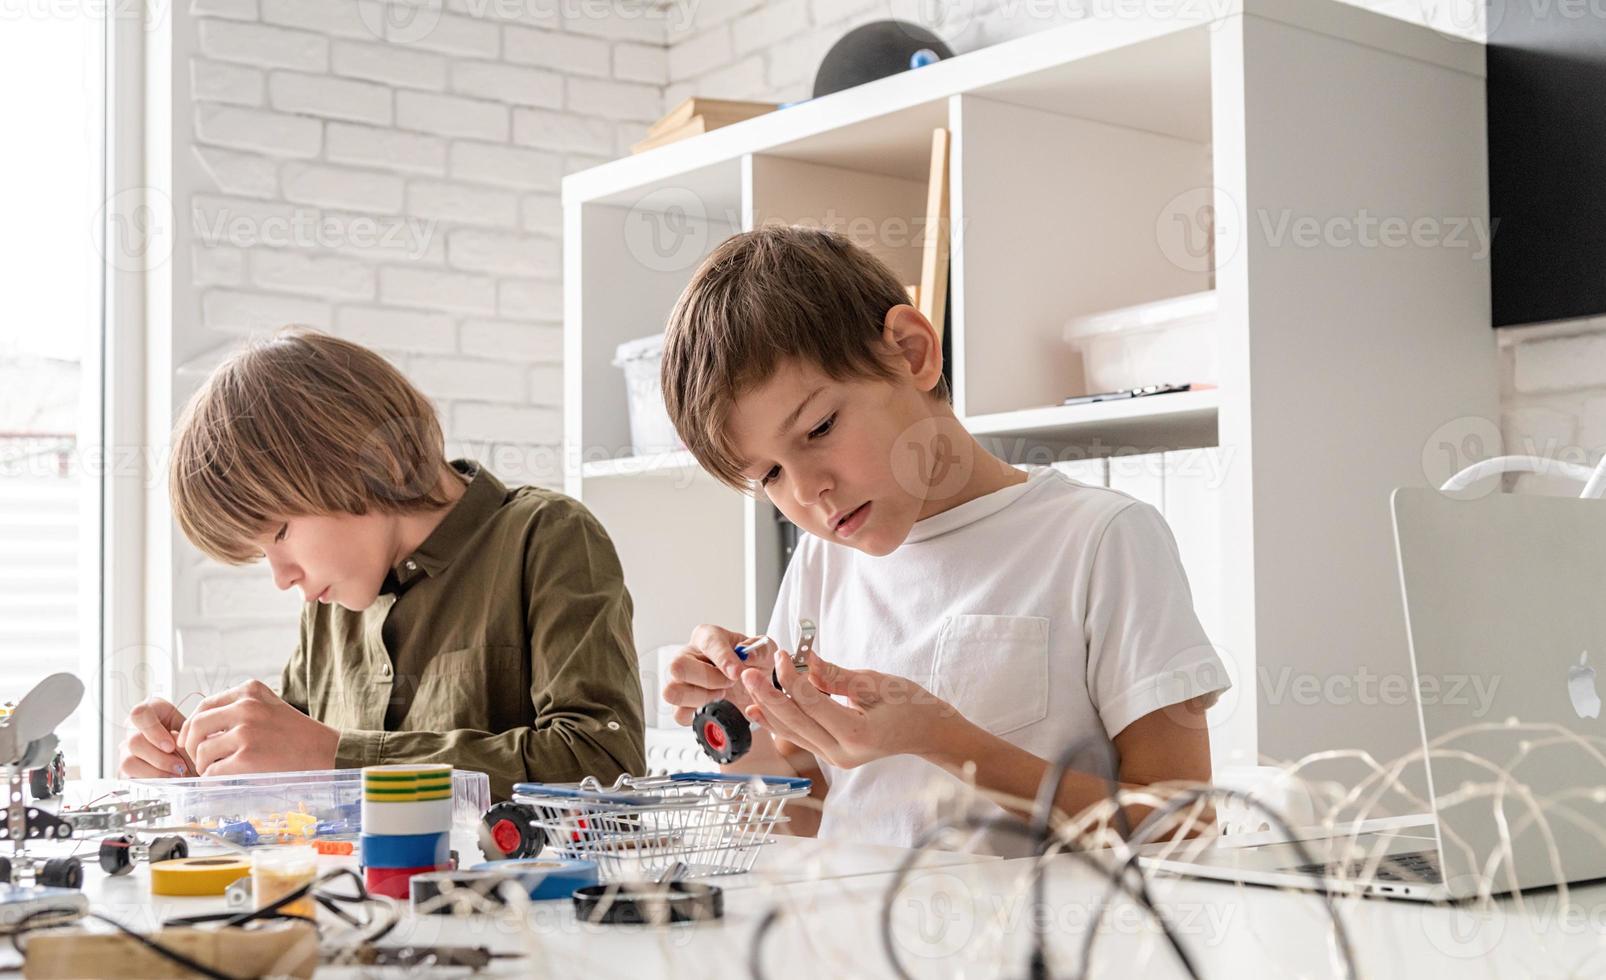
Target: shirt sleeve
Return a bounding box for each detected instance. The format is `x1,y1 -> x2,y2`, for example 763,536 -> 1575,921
334,500 -> 647,801
1083,501 -> 1231,739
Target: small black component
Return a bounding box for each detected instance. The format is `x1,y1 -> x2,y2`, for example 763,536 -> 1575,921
99,834 -> 135,876
572,881 -> 723,925
148,835 -> 188,864
39,856 -> 83,889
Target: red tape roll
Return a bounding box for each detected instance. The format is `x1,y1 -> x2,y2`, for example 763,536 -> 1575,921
365,862 -> 451,900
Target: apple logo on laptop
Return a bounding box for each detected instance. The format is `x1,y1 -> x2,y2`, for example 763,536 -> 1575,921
1568,651 -> 1601,720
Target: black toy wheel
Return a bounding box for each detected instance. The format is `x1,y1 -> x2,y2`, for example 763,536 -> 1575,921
479,801 -> 542,861
99,835 -> 135,876
148,835 -> 188,865
692,699 -> 752,764
39,857 -> 83,890
0,857 -> 12,884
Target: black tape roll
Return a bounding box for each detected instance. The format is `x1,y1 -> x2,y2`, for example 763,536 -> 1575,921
571,881 -> 723,925
409,870 -> 518,915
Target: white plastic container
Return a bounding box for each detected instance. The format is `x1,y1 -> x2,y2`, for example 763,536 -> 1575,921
1061,290 -> 1218,397
612,333 -> 683,456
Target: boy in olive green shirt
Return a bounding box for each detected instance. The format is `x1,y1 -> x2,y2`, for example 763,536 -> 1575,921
117,328 -> 644,800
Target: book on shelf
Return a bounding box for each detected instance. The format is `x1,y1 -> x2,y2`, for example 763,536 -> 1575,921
631,98 -> 778,153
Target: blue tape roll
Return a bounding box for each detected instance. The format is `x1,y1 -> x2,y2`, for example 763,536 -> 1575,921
360,830 -> 450,870
470,857 -> 599,901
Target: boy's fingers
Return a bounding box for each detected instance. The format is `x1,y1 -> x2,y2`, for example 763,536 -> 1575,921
129,699 -> 185,753
121,735 -> 187,777
690,625 -> 748,681
662,680 -> 728,709
667,655 -> 729,691
180,704 -> 241,762
742,704 -> 825,761
743,670 -> 834,752
777,653 -> 858,740
673,707 -> 695,727
117,753 -> 174,780
193,730 -> 242,775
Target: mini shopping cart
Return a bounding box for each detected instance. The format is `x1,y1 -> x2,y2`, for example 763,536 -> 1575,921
510,772 -> 811,881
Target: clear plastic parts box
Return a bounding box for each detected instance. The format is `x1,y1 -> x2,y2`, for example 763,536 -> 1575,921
134,768 -> 490,847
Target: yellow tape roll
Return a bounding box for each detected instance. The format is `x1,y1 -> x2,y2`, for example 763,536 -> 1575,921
362,764 -> 453,803
149,856 -> 253,897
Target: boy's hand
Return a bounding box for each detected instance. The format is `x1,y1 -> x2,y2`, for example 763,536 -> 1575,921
662,624 -> 779,726
739,648 -> 957,770
118,698 -> 193,778
177,680 -> 339,776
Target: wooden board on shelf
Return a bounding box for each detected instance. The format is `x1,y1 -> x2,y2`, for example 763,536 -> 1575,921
919,128 -> 951,339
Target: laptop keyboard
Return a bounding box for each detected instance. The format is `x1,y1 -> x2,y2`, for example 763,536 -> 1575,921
1290,849 -> 1443,884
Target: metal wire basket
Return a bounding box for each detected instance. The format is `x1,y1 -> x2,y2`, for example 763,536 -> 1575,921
510,772 -> 811,880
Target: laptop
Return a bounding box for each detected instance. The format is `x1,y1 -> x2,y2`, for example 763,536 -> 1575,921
1141,487 -> 1606,900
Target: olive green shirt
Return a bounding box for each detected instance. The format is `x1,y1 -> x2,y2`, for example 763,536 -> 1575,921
279,460 -> 646,801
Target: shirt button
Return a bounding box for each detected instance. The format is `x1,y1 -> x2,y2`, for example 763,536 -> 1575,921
379,663 -> 392,677
404,560 -> 417,571
606,721 -> 620,731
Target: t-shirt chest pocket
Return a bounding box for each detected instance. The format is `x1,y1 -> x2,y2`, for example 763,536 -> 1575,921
931,614 -> 1051,736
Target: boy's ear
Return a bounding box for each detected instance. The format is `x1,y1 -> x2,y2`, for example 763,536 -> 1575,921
881,304 -> 943,395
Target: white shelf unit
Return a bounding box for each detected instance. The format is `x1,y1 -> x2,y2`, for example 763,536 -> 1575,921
564,0 -> 1498,771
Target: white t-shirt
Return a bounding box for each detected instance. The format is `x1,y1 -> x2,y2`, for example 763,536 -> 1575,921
763,465 -> 1230,849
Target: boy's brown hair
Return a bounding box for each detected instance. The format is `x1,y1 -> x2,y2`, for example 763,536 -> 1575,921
170,327 -> 453,564
660,224 -> 948,491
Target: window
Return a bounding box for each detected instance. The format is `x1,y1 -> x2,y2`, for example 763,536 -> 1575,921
0,7 -> 107,780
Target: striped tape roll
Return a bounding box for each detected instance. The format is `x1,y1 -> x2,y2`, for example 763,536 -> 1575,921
361,796 -> 453,837
360,830 -> 450,870
365,862 -> 450,900
470,858 -> 599,901
149,856 -> 252,897
362,764 -> 452,802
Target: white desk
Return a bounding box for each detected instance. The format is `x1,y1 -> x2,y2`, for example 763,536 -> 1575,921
11,777 -> 1606,980
24,835 -> 1606,978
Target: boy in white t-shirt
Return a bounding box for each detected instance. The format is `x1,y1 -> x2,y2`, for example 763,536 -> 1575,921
657,225 -> 1230,848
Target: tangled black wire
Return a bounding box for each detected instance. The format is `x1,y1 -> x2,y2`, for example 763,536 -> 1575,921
6,867 -> 395,980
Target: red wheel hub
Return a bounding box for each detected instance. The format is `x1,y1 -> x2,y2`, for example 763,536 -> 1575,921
490,818 -> 521,855
703,720 -> 728,751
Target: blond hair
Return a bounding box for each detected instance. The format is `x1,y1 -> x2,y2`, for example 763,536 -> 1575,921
170,327 -> 453,564
660,224 -> 947,490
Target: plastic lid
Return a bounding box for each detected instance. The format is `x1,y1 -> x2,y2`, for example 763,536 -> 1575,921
613,333 -> 666,365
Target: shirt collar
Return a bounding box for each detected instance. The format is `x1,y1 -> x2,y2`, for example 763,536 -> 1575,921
389,460 -> 507,591
901,466 -> 1048,545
